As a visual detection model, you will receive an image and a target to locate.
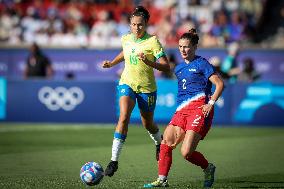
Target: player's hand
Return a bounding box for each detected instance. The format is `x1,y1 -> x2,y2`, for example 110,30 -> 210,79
137,52 -> 147,62
102,60 -> 112,68
201,104 -> 213,117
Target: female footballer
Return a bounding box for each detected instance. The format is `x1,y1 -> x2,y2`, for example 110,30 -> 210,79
144,29 -> 224,188
102,6 -> 170,177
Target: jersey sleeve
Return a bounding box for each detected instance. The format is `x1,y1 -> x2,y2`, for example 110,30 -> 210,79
201,59 -> 215,80
151,36 -> 166,60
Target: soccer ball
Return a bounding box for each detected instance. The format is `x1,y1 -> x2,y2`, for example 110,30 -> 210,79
80,161 -> 104,186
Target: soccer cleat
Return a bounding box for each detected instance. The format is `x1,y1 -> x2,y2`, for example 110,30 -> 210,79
203,163 -> 216,188
104,161 -> 118,177
156,144 -> 160,161
144,178 -> 169,188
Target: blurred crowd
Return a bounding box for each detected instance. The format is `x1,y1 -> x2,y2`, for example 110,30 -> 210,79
155,42 -> 261,83
0,0 -> 284,48
208,42 -> 261,84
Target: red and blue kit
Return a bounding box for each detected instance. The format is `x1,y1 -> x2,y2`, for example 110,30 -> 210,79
170,56 -> 215,138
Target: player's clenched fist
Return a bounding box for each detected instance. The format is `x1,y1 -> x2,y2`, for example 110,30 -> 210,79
102,60 -> 112,68
137,52 -> 146,61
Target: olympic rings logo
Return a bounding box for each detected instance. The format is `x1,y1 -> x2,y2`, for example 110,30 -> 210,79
38,86 -> 84,111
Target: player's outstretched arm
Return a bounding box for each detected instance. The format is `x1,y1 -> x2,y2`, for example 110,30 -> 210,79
102,51 -> 124,68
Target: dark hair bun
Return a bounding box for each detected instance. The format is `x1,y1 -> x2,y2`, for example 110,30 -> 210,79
188,28 -> 197,35
132,6 -> 150,22
180,28 -> 199,45
135,6 -> 145,11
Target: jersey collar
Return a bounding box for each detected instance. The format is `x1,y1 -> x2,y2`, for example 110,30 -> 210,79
131,32 -> 149,43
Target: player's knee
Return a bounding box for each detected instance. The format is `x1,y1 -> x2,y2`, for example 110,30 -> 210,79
161,138 -> 175,147
142,118 -> 153,126
144,123 -> 157,133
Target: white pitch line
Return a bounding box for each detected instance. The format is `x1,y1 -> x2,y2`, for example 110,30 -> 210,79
0,124 -> 115,133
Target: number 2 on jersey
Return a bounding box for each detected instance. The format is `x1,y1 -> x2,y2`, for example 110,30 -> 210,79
182,79 -> 187,89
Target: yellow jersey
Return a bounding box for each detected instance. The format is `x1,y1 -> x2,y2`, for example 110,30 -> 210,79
119,33 -> 166,93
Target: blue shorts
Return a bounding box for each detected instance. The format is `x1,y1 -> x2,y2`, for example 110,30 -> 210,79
117,84 -> 157,112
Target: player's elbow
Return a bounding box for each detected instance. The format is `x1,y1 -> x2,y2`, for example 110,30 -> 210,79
160,64 -> 171,72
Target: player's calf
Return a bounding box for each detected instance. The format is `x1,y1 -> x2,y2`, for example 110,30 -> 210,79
156,144 -> 160,161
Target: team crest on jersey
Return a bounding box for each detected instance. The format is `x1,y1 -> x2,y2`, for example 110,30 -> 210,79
132,48 -> 135,53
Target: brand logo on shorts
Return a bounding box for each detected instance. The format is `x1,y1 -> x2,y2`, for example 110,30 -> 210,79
188,69 -> 196,72
38,86 -> 84,111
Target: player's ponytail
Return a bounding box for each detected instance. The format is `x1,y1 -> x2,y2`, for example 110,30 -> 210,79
180,28 -> 199,45
131,6 -> 150,23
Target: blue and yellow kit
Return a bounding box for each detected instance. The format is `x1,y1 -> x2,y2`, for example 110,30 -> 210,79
119,33 -> 166,93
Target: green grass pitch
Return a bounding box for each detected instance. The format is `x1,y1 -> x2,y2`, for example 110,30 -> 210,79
0,123 -> 284,189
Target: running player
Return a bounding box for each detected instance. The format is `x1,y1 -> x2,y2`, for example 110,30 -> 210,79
102,6 -> 170,177
144,28 -> 224,188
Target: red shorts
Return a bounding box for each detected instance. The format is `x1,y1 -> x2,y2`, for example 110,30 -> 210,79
169,98 -> 214,139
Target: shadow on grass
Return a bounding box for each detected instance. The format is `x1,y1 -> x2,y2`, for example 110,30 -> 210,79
217,173 -> 284,189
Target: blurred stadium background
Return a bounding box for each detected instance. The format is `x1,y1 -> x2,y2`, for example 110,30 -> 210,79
0,0 -> 284,188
